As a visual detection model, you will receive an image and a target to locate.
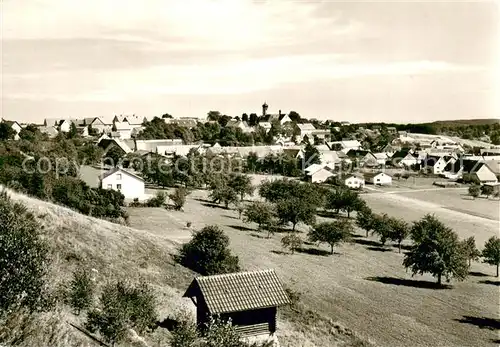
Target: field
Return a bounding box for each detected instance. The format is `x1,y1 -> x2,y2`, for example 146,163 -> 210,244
127,182 -> 500,347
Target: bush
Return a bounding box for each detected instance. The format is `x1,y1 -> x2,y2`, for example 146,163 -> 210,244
67,269 -> 94,315
145,191 -> 167,207
281,234 -> 303,254
169,187 -> 188,211
86,281 -> 157,346
168,311 -> 198,347
177,225 -> 240,275
0,191 -> 51,314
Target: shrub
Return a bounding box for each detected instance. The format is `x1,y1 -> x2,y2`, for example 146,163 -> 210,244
169,187 -> 188,211
281,234 -> 303,254
86,281 -> 157,346
67,269 -> 94,315
145,191 -> 167,207
177,225 -> 240,275
0,191 -> 50,314
468,185 -> 480,199
168,311 -> 198,347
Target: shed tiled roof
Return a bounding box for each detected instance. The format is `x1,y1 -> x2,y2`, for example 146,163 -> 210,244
184,269 -> 289,315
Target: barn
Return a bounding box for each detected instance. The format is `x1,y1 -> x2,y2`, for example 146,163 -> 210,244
183,269 -> 290,338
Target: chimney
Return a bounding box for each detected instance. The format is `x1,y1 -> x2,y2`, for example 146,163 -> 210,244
279,110 -> 282,116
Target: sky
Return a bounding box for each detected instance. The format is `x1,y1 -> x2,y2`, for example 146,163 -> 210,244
1,0 -> 499,124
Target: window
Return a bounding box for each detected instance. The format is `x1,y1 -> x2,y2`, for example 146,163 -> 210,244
117,184 -> 122,191
116,173 -> 122,180
107,184 -> 112,189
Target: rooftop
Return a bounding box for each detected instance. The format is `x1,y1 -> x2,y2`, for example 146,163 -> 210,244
183,269 -> 290,315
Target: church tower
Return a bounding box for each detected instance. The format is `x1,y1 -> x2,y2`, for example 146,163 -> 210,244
262,102 -> 268,117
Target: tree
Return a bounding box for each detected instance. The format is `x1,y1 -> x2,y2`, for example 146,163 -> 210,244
340,189 -> 364,218
388,217 -> 410,253
210,185 -> 238,209
68,122 -> 78,138
0,122 -> 16,140
228,173 -> 254,201
248,113 -> 258,127
356,206 -> 374,237
169,187 -> 188,211
371,213 -> 392,245
403,214 -> 468,285
67,269 -> 94,315
481,185 -> 494,199
309,220 -> 353,254
105,146 -> 124,167
460,236 -> 481,267
0,191 -> 50,313
86,281 -> 157,346
243,201 -> 275,235
169,311 -> 199,347
276,197 -> 316,231
482,236 -> 500,277
303,143 -> 321,166
177,225 -> 240,275
468,185 -> 480,199
281,234 -> 303,254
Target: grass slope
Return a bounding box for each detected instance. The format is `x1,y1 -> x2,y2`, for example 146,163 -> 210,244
1,187 -> 371,347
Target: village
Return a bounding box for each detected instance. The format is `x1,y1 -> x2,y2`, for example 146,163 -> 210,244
1,103 -> 499,347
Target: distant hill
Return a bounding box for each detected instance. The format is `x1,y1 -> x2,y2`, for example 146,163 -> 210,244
431,119 -> 500,126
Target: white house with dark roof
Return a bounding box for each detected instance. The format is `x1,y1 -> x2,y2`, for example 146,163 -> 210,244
344,175 -> 365,189
99,167 -> 145,199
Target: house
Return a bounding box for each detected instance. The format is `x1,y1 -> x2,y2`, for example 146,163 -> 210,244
424,155 -> 449,175
346,150 -> 378,167
226,120 -> 253,133
134,139 -> 183,152
392,149 -> 419,168
183,269 -> 289,339
344,175 -> 365,189
83,117 -> 109,134
484,160 -> 500,180
97,138 -> 133,157
445,159 -> 498,184
99,167 -> 145,200
327,140 -> 362,154
2,120 -> 22,140
364,172 -> 392,185
387,126 -> 397,134
312,129 -> 331,142
165,117 -> 198,128
373,152 -> 389,166
306,165 -> 336,183
38,125 -> 59,138
295,123 -> 316,142
257,122 -> 272,133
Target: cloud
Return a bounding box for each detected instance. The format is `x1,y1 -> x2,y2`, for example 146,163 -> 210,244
3,54 -> 481,102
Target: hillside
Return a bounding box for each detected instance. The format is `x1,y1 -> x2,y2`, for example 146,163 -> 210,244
0,187 -> 372,347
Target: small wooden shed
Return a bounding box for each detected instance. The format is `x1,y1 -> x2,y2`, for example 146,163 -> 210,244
183,269 -> 290,337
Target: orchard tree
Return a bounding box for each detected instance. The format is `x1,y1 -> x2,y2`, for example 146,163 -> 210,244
228,173 -> 254,201
281,234 -> 303,255
388,217 -> 410,253
371,213 -> 392,245
403,214 -> 468,285
356,206 -> 374,237
309,219 -> 353,254
276,198 -> 316,231
243,201 -> 275,234
460,236 -> 481,267
468,185 -> 480,199
482,236 -> 500,277
169,187 -> 188,211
